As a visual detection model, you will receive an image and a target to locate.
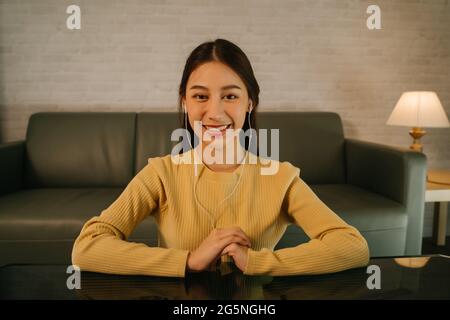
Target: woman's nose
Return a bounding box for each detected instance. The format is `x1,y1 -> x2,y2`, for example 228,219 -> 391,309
208,114 -> 226,122
205,99 -> 226,121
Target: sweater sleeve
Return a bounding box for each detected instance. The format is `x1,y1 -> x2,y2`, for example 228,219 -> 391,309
244,166 -> 370,276
71,159 -> 190,278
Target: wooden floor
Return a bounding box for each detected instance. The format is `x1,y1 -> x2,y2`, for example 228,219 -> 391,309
422,236 -> 450,255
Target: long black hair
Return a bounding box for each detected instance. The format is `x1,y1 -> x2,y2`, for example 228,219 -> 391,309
177,38 -> 260,152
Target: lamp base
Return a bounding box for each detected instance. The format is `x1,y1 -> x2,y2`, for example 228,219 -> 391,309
409,127 -> 426,152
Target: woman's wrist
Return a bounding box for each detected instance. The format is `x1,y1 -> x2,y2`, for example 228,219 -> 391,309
186,252 -> 192,272
186,252 -> 197,273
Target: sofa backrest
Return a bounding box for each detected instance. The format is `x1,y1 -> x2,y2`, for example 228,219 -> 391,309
24,112 -> 136,188
134,113 -> 182,174
257,112 -> 346,184
135,111 -> 346,184
24,111 -> 345,187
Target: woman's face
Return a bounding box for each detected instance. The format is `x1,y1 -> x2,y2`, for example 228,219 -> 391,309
183,61 -> 252,151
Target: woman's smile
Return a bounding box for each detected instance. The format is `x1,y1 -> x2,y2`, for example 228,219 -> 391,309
202,123 -> 233,138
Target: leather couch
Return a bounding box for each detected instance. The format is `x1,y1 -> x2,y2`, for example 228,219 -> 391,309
0,112 -> 427,266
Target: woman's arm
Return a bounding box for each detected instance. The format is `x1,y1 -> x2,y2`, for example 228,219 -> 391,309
244,169 -> 370,276
71,161 -> 190,277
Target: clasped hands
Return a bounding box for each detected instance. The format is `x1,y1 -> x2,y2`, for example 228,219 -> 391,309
186,227 -> 251,273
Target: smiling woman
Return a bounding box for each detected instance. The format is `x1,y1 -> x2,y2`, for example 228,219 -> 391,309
71,38 -> 370,278
182,61 -> 253,172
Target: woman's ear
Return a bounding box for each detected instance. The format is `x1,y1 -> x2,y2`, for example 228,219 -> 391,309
248,100 -> 253,113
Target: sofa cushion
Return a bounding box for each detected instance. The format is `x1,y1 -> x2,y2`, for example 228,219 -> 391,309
310,184 -> 408,232
257,112 -> 346,184
24,112 -> 136,188
275,184 -> 408,257
0,188 -> 158,243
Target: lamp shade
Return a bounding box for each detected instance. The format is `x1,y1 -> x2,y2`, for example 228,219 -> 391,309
387,91 -> 450,128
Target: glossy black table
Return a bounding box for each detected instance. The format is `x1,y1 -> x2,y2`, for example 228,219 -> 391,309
0,255 -> 449,300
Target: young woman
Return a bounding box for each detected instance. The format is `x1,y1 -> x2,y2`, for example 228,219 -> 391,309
72,39 -> 369,277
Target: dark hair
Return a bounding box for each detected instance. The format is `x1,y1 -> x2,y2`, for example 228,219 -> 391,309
177,38 -> 260,152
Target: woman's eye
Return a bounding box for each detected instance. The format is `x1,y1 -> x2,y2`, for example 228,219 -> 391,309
225,95 -> 237,100
193,95 -> 207,100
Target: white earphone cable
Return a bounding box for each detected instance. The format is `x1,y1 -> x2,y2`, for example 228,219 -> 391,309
184,103 -> 253,229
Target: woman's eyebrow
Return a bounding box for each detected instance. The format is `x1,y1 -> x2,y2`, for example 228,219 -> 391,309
189,85 -> 242,91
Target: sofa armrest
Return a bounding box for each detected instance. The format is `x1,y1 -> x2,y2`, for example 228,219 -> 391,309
0,140 -> 25,196
345,138 -> 427,255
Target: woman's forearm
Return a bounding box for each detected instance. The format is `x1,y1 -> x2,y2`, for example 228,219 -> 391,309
72,216 -> 190,277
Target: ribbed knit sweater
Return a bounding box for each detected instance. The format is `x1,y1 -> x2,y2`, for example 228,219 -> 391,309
72,149 -> 370,277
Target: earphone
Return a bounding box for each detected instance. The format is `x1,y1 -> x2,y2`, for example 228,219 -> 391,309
183,101 -> 253,229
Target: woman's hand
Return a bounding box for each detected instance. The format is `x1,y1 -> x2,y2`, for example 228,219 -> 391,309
186,227 -> 251,272
221,243 -> 249,272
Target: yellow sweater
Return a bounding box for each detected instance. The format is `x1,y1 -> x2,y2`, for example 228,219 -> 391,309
72,149 -> 369,278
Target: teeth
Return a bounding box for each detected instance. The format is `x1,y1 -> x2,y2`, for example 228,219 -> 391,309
205,125 -> 229,131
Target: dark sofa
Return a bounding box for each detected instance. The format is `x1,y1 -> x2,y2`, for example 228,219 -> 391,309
0,112 -> 427,266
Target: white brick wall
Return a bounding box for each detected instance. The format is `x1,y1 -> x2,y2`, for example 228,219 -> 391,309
0,0 -> 449,237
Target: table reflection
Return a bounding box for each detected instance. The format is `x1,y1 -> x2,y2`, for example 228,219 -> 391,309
75,263 -> 377,300
394,257 -> 431,268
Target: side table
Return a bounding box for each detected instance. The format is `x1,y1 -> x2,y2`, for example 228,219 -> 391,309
425,169 -> 450,246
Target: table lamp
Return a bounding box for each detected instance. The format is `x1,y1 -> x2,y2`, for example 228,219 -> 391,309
386,91 -> 450,152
